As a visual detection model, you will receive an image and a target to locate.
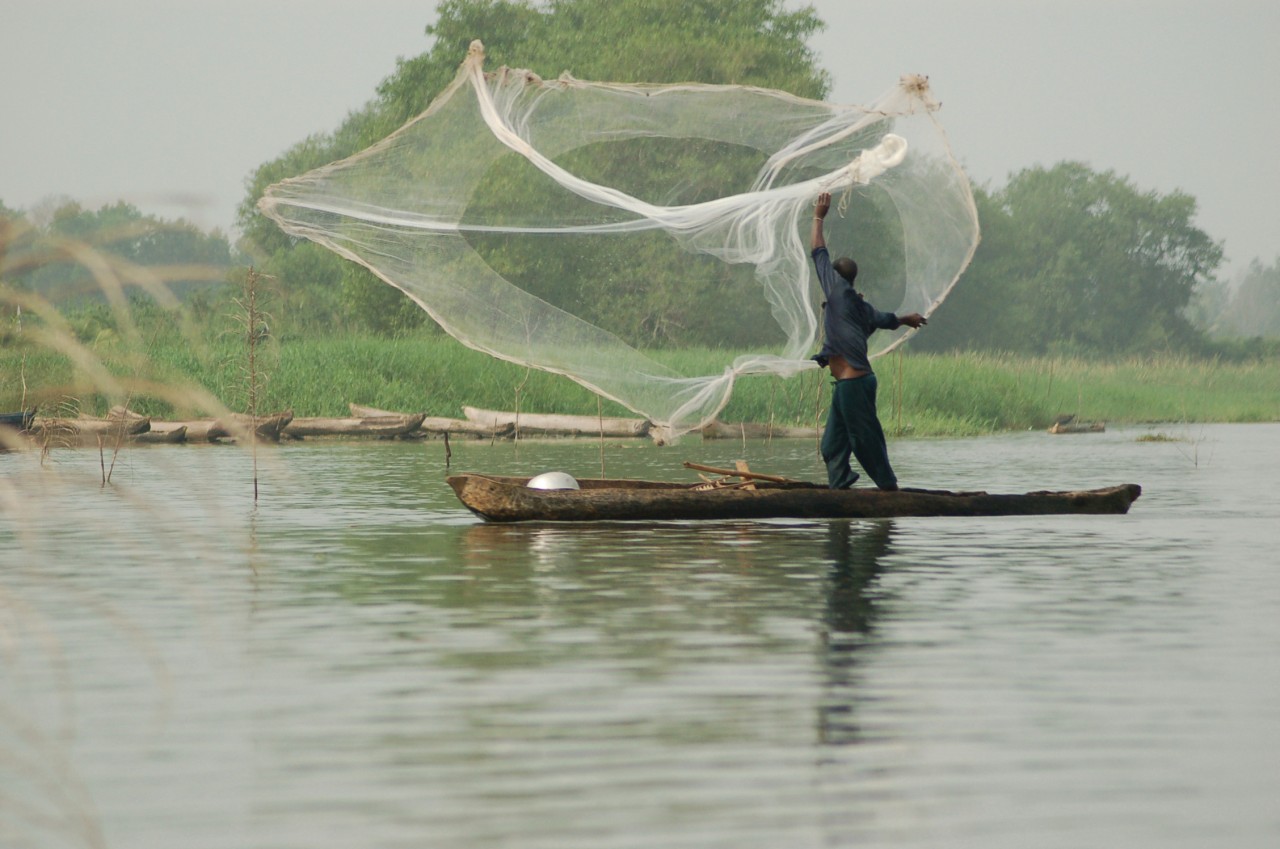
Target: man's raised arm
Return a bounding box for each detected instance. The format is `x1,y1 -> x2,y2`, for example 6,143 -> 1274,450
811,191 -> 830,251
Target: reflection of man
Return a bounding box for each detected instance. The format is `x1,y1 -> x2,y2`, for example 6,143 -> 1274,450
811,192 -> 926,491
819,519 -> 893,747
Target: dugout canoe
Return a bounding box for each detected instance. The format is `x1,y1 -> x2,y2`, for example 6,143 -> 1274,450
446,473 -> 1142,523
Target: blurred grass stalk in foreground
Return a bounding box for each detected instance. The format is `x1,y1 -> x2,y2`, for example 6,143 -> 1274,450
1,210 -> 279,848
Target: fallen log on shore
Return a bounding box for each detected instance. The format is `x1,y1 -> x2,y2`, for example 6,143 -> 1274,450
283,413 -> 427,438
74,416 -> 152,436
109,405 -> 293,443
149,420 -> 223,441
104,407 -> 197,443
462,406 -> 651,438
222,411 -> 293,442
348,404 -> 515,439
419,417 -> 515,439
19,403 -> 824,448
132,425 -> 188,444
30,415 -> 151,443
1049,421 -> 1106,434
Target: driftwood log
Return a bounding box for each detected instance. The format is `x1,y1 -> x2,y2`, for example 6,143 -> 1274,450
107,405 -> 292,443
132,425 -> 188,444
72,416 -> 151,436
221,411 -> 293,442
29,415 -> 151,444
349,404 -> 514,439
18,402 -> 829,448
283,413 -> 426,439
149,420 -> 222,441
1049,421 -> 1106,434
463,406 -> 651,438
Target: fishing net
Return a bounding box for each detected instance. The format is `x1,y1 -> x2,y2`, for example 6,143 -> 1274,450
259,40 -> 978,439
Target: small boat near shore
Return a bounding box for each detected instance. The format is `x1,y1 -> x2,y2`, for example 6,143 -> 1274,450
447,473 -> 1142,523
1048,414 -> 1105,434
1,410 -> 36,450
1,410 -> 36,431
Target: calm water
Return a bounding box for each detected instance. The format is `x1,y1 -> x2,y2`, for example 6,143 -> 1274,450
2,423 -> 1278,848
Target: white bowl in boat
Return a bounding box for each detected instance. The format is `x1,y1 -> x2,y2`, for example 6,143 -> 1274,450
526,471 -> 580,490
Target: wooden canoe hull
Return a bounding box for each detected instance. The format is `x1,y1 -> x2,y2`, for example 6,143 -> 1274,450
446,474 -> 1142,523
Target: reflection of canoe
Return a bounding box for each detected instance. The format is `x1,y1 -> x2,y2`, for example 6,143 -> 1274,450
447,474 -> 1142,523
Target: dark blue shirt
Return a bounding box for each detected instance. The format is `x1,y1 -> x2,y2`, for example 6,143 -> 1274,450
812,247 -> 899,373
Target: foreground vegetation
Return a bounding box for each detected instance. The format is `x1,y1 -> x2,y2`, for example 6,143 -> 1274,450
4,329 -> 1276,438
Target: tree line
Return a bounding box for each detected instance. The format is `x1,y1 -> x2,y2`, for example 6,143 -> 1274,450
4,0 -> 1276,354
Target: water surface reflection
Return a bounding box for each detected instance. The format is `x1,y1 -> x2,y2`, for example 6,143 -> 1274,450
819,520 -> 894,747
3,425 -> 1279,848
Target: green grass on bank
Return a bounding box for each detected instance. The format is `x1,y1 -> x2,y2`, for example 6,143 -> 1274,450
2,332 -> 1277,437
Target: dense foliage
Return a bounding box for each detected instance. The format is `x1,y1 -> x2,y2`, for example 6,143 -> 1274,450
918,163 -> 1224,356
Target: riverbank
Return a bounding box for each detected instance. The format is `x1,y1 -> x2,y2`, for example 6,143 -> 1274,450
3,334 -> 1277,438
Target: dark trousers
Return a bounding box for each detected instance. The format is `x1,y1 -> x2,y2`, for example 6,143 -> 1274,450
820,374 -> 898,490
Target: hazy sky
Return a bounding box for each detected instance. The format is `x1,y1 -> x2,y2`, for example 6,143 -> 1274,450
3,1 -> 1275,277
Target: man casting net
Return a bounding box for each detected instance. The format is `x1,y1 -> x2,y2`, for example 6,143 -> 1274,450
258,41 -> 979,440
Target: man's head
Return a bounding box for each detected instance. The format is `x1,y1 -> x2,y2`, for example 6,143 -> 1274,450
833,257 -> 858,283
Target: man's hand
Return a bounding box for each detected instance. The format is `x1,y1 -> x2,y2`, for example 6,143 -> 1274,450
899,313 -> 928,329
815,192 -> 832,220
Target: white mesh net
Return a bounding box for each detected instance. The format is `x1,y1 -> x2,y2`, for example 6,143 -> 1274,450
259,41 -> 979,439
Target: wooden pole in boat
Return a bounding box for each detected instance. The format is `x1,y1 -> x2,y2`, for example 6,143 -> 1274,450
682,461 -> 796,483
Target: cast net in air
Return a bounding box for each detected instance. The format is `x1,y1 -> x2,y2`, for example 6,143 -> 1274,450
258,40 -> 979,440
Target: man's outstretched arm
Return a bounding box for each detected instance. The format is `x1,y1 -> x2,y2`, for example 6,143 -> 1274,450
811,192 -> 830,251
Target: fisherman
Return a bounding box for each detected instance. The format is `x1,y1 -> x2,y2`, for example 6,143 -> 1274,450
811,191 -> 927,491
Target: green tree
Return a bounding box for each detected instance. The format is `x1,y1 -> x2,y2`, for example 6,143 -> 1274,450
239,0 -> 830,340
913,185 -> 1025,352
922,163 -> 1223,355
